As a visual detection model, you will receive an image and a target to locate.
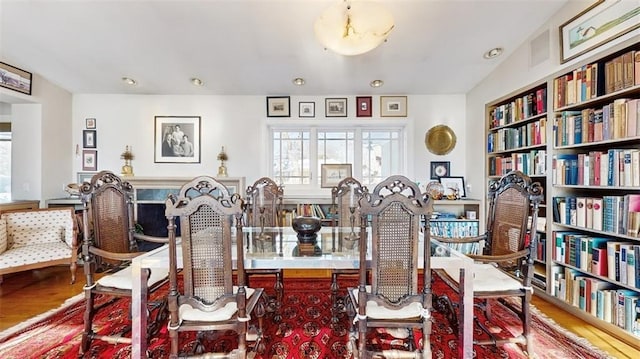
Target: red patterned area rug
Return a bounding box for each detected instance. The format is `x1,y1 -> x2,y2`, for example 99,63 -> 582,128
0,275 -> 613,359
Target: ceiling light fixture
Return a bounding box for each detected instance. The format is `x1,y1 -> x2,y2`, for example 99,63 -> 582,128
370,79 -> 384,88
122,77 -> 137,86
483,47 -> 504,59
292,77 -> 305,86
314,0 -> 394,56
191,78 -> 204,86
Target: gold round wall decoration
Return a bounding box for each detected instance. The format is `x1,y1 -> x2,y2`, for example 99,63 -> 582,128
425,125 -> 456,155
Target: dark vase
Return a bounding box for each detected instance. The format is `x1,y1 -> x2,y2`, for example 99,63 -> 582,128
292,216 -> 322,244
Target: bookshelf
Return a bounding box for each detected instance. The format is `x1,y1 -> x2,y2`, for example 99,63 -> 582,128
431,199 -> 482,254
549,42 -> 640,345
486,81 -> 549,291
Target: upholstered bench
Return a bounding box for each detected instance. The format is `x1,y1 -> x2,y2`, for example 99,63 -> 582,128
0,207 -> 78,284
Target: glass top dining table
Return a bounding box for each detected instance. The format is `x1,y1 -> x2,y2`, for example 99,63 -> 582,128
131,226 -> 474,358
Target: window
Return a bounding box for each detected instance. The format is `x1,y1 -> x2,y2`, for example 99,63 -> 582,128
271,125 -> 404,188
0,123 -> 11,201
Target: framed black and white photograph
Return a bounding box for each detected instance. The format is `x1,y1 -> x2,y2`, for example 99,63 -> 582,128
0,61 -> 32,95
439,176 -> 466,198
299,101 -> 315,118
325,98 -> 347,117
83,130 -> 96,148
266,96 -> 291,117
85,118 -> 96,129
154,115 -> 201,163
320,163 -> 352,188
430,161 -> 450,179
82,150 -> 98,171
380,96 -> 407,117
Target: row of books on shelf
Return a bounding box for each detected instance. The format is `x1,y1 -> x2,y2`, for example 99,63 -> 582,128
429,220 -> 479,238
552,148 -> 640,187
486,118 -> 546,152
489,87 -> 547,128
551,266 -> 639,336
553,232 -> 639,288
552,195 -> 640,237
553,98 -> 640,147
488,149 -> 546,177
553,48 -> 639,109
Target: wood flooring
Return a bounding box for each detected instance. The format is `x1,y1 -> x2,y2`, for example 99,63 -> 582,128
0,266 -> 638,358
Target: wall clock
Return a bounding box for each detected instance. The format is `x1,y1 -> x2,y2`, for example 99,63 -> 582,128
430,161 -> 450,179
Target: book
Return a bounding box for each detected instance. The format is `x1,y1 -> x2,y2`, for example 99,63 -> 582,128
607,241 -> 633,282
625,194 -> 640,237
592,198 -> 603,231
576,197 -> 587,228
591,247 -> 608,277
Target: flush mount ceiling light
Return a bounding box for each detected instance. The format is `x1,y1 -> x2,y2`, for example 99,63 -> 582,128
314,0 -> 394,56
483,47 -> 504,59
370,79 -> 384,88
292,77 -> 305,86
121,77 -> 137,85
191,78 -> 204,86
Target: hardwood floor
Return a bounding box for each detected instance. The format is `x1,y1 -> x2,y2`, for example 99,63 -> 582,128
1,266 -> 638,358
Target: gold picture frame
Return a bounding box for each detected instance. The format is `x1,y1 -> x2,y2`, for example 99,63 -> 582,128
380,96 -> 407,117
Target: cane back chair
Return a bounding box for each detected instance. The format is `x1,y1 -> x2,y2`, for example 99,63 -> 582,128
79,170 -> 169,355
348,175 -> 434,358
244,176 -> 284,321
432,170 -> 543,357
165,176 -> 265,358
329,177 -> 366,325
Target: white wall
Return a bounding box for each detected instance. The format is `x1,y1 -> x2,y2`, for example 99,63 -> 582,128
72,94 -> 467,196
465,1 -> 640,201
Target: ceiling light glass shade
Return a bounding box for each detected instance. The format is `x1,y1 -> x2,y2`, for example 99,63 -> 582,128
314,0 -> 394,56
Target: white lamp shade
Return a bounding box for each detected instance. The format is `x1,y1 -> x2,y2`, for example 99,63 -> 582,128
314,0 -> 394,56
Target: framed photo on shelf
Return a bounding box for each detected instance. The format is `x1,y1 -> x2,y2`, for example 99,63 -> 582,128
439,176 -> 466,198
83,130 -> 96,148
299,102 -> 315,117
82,150 -> 98,171
559,0 -> 640,63
380,96 -> 407,117
320,163 -> 352,188
0,61 -> 32,95
266,96 -> 291,117
356,96 -> 372,117
430,161 -> 450,179
76,172 -> 95,184
85,118 -> 96,129
154,115 -> 201,163
325,98 -> 347,117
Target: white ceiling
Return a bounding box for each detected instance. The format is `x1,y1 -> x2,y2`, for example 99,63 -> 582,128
0,0 -> 570,96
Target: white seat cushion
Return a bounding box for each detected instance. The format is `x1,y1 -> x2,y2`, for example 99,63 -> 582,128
442,262 -> 523,292
351,288 -> 424,319
97,265 -> 167,290
0,242 -> 71,268
179,286 -> 256,322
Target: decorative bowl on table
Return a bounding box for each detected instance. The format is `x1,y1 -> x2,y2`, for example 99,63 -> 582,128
292,216 -> 322,244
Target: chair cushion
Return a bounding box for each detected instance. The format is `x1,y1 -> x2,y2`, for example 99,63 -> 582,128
0,242 -> 71,268
351,288 -> 424,319
9,227 -> 62,248
96,265 -> 167,290
442,263 -> 523,292
178,286 -> 256,322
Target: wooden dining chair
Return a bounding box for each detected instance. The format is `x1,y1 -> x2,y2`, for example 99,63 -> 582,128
348,175 -> 434,358
78,170 -> 169,355
165,176 -> 265,358
431,170 -> 543,357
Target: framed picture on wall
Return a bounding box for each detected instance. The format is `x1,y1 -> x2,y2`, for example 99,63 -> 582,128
0,61 -> 32,95
325,98 -> 347,117
83,130 -> 96,148
356,96 -> 372,117
154,115 -> 201,163
82,150 -> 97,171
76,172 -> 95,184
299,102 -> 315,117
439,176 -> 466,198
266,96 -> 291,117
430,161 -> 450,179
380,96 -> 407,117
85,118 -> 96,129
320,163 -> 352,188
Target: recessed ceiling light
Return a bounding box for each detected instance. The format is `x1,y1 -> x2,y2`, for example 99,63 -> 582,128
121,77 -> 137,86
292,77 -> 305,86
370,79 -> 384,88
483,47 -> 503,59
191,78 -> 204,86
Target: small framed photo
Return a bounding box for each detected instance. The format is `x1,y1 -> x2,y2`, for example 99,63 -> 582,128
299,101 -> 315,118
321,163 -> 352,188
83,130 -> 97,148
76,172 -> 95,184
439,176 -> 466,198
0,61 -> 32,95
85,118 -> 96,129
430,161 -> 450,179
325,98 -> 347,117
266,96 -> 291,117
155,115 -> 201,163
356,96 -> 372,117
82,150 -> 98,171
380,96 -> 407,117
